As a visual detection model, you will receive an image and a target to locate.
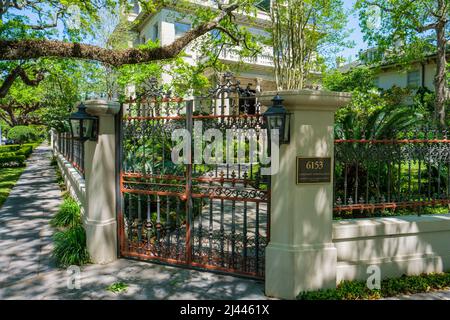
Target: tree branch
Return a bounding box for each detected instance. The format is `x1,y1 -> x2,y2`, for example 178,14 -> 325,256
416,22 -> 440,33
18,67 -> 46,85
0,2 -> 240,67
28,10 -> 62,30
215,26 -> 241,43
365,0 -> 433,34
0,102 -> 17,126
0,66 -> 21,99
1,0 -> 36,15
0,65 -> 46,98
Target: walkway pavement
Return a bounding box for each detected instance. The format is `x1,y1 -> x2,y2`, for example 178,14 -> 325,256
0,144 -> 60,290
0,144 -> 267,300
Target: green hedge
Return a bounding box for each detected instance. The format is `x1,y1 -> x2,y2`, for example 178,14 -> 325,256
0,143 -> 37,167
0,154 -> 25,167
0,143 -> 37,151
26,142 -> 40,149
16,146 -> 33,157
0,152 -> 17,157
0,145 -> 21,153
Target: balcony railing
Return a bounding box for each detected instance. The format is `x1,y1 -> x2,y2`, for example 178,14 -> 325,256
219,46 -> 274,67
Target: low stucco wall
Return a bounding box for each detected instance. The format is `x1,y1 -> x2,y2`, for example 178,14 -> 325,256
55,152 -> 87,214
333,214 -> 450,283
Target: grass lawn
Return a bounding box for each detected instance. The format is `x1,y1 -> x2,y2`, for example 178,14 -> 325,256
0,166 -> 25,207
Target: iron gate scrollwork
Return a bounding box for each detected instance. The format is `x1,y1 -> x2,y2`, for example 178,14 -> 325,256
117,74 -> 271,278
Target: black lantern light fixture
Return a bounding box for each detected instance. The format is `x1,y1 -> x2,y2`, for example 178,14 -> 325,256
69,103 -> 98,141
262,94 -> 291,144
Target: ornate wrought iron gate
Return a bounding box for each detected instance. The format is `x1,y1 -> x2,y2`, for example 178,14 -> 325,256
117,76 -> 271,278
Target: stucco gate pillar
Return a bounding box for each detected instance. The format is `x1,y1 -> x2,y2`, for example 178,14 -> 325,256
83,99 -> 121,264
259,90 -> 351,299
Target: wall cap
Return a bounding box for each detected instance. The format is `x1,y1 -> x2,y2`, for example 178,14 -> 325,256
333,214 -> 450,240
55,153 -> 87,208
258,90 -> 352,111
82,99 -> 120,116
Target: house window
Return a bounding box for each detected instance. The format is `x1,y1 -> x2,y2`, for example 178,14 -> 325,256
175,22 -> 190,39
152,23 -> 159,42
407,70 -> 420,88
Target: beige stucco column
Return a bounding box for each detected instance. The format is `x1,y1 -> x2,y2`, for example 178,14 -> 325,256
259,90 -> 351,299
83,99 -> 120,264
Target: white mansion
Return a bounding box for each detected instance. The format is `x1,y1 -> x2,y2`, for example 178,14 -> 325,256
123,0 -> 277,95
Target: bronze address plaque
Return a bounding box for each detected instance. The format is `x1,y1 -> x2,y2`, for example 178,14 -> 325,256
297,157 -> 332,184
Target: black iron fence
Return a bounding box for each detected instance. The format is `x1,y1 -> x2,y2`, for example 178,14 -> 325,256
333,128 -> 450,219
57,132 -> 85,178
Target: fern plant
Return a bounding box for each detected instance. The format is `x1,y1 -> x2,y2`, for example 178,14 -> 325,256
50,197 -> 81,228
335,104 -> 424,140
52,225 -> 90,267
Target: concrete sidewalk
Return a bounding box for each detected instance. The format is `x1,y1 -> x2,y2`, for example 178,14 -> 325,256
0,144 -> 266,300
0,259 -> 267,299
0,144 -> 61,290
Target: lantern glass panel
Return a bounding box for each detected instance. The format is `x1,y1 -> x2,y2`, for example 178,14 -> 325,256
268,115 -> 283,131
283,113 -> 291,143
83,119 -> 94,139
70,119 -> 81,139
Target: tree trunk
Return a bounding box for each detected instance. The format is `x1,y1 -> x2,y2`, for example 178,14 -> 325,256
271,0 -> 312,90
434,22 -> 447,126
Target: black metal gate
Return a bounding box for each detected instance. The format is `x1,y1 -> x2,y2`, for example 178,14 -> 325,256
117,75 -> 271,278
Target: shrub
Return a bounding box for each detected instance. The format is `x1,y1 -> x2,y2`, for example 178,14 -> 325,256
0,152 -> 17,157
16,146 -> 33,157
54,165 -> 66,192
50,156 -> 58,166
52,225 -> 90,267
24,142 -> 40,149
0,143 -> 36,167
298,280 -> 379,300
0,154 -> 25,167
50,197 -> 81,228
298,273 -> 450,300
29,125 -> 47,141
0,145 -> 21,153
51,194 -> 89,267
7,126 -> 38,144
